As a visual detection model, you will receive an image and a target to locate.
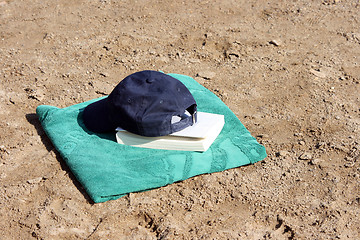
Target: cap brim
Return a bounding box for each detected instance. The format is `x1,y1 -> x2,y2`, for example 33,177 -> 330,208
83,98 -> 116,133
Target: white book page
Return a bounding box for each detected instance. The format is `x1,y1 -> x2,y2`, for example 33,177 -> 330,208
170,112 -> 224,138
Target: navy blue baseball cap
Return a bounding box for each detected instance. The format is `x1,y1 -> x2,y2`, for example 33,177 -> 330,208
83,70 -> 197,137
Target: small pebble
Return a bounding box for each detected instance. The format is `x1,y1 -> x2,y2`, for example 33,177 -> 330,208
278,150 -> 289,157
311,158 -> 323,165
310,69 -> 327,78
0,145 -> 9,153
257,134 -> 269,139
27,177 -> 43,184
9,95 -> 22,104
299,152 -> 312,160
196,71 -> 216,80
269,39 -> 282,46
100,72 -> 109,77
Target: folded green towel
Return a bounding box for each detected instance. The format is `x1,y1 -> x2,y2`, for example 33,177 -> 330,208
36,73 -> 266,203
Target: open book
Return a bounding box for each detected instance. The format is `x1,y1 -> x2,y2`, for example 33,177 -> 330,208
115,112 -> 225,152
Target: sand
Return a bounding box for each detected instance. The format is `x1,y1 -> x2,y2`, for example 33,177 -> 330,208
0,0 -> 359,239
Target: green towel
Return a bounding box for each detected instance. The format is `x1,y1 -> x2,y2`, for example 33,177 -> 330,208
36,73 -> 267,203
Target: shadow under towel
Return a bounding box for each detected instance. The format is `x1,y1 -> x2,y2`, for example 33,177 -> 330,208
36,73 -> 267,203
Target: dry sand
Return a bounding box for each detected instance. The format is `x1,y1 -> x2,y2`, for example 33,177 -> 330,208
0,0 -> 359,239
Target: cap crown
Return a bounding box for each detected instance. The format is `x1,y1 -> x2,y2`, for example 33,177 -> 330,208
107,71 -> 197,137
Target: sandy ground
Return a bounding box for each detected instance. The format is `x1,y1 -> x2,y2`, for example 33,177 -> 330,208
0,0 -> 359,239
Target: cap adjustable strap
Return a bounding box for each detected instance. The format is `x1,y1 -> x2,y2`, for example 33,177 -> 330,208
171,104 -> 197,133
